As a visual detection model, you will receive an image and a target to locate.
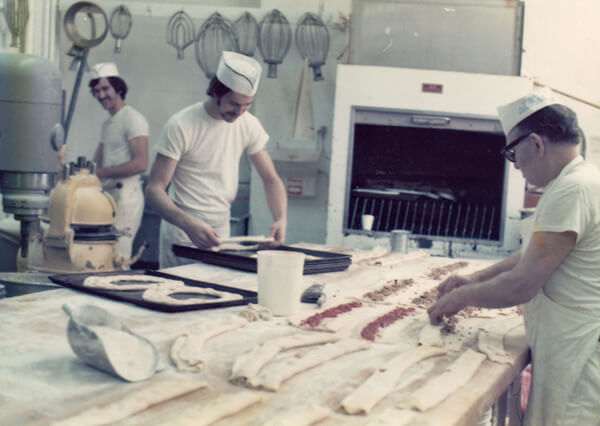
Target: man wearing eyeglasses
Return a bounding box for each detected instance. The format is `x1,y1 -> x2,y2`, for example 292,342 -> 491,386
428,88 -> 600,425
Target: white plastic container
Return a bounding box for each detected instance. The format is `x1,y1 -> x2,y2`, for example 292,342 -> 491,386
257,250 -> 305,316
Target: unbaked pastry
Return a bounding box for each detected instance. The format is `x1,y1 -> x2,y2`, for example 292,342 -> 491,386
341,346 -> 446,414
230,332 -> 340,386
403,348 -> 486,411
142,283 -> 243,306
82,275 -> 184,291
248,339 -> 371,391
170,317 -> 248,372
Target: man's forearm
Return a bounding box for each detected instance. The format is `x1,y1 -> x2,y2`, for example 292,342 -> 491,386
145,185 -> 192,232
263,177 -> 287,221
468,250 -> 521,282
458,266 -> 535,309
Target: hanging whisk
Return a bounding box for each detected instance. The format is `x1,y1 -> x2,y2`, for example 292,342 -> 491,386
258,9 -> 292,79
195,12 -> 239,79
109,5 -> 132,53
233,12 -> 259,57
4,0 -> 29,52
295,12 -> 330,81
166,10 -> 195,60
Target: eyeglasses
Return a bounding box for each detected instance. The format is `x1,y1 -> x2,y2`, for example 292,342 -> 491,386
500,133 -> 531,163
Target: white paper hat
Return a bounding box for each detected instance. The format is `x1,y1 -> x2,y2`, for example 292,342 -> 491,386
216,51 -> 262,96
90,62 -> 120,79
497,87 -> 559,135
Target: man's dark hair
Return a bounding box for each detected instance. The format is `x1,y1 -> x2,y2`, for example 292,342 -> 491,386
517,104 -> 582,145
88,76 -> 128,100
206,76 -> 231,99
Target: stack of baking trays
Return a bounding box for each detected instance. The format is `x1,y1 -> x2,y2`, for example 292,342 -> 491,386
171,243 -> 352,275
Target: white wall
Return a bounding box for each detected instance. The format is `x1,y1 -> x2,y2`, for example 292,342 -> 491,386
521,0 -> 600,166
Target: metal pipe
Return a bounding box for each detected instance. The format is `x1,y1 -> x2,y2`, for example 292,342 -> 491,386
63,47 -> 89,143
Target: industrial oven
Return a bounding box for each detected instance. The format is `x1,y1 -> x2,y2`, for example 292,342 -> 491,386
326,65 -> 534,253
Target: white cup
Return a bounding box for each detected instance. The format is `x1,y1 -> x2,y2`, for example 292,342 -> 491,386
361,214 -> 375,231
257,250 -> 305,316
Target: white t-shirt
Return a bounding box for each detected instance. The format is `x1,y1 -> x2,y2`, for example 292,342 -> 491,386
528,156 -> 600,313
100,105 -> 149,185
156,101 -> 268,226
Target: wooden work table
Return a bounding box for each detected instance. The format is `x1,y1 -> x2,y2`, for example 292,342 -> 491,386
0,246 -> 529,425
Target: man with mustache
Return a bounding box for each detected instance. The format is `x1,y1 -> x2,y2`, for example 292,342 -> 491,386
89,63 -> 149,259
146,51 -> 287,268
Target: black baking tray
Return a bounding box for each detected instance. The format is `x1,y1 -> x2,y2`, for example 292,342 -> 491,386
172,243 -> 352,275
48,270 -> 256,313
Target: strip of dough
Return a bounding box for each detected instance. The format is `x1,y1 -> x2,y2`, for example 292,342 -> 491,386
341,346 -> 446,414
477,328 -> 514,364
248,339 -> 371,391
262,403 -> 330,426
418,323 -> 444,347
143,283 -> 243,306
83,275 -> 183,291
170,317 -> 247,372
170,391 -> 261,426
230,332 -> 340,385
405,348 -> 486,411
52,377 -> 206,426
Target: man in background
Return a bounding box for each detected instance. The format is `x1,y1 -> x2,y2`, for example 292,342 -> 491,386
89,63 -> 149,259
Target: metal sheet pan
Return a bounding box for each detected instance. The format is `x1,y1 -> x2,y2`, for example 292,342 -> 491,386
172,243 -> 352,275
48,270 -> 256,313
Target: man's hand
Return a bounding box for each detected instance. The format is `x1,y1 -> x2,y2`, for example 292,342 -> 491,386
269,219 -> 286,245
437,274 -> 473,297
184,218 -> 222,248
427,289 -> 467,325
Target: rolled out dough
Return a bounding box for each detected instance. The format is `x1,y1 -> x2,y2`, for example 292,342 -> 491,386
170,317 -> 248,372
341,346 -> 447,414
82,275 -> 184,291
143,283 -> 243,306
404,348 -> 486,411
230,332 -> 340,385
248,339 -> 371,391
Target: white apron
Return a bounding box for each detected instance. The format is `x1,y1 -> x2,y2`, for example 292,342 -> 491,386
105,178 -> 144,259
159,205 -> 230,269
520,215 -> 600,425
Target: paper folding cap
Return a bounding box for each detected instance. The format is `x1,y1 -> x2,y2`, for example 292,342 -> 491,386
497,87 -> 559,135
90,63 -> 120,79
216,51 -> 262,97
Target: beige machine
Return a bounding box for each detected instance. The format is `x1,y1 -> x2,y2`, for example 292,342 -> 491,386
25,157 -> 141,273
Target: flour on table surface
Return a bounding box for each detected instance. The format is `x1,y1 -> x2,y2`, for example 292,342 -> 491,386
262,403 -> 331,426
51,376 -> 206,426
170,390 -> 262,426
